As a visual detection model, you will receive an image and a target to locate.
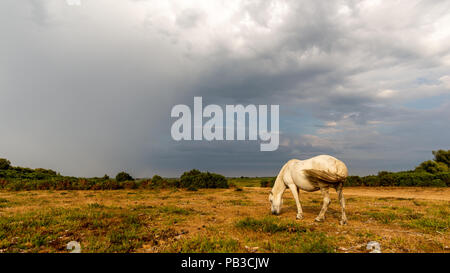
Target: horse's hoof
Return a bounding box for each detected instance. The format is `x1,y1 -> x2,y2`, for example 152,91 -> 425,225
314,217 -> 324,222
296,214 -> 303,220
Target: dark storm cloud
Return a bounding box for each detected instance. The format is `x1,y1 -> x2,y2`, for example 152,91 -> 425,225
1,0 -> 450,177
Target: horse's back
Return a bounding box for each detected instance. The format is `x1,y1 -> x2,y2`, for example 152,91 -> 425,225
297,155 -> 348,178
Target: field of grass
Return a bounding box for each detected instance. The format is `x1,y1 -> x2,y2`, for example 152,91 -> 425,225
0,186 -> 449,253
228,177 -> 273,187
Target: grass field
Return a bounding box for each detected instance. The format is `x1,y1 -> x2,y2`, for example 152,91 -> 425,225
0,186 -> 449,253
227,177 -> 273,187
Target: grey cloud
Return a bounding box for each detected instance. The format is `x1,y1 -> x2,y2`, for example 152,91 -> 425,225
176,9 -> 204,29
1,0 -> 450,177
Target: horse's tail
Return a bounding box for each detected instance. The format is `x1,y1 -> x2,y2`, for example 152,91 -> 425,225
303,169 -> 347,184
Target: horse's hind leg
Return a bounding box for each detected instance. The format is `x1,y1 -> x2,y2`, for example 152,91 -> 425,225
287,184 -> 303,220
315,186 -> 330,222
336,182 -> 347,225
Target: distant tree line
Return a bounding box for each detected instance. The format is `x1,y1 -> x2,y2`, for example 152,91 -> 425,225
259,150 -> 450,188
345,150 -> 450,187
1,149 -> 449,190
346,171 -> 449,187
0,158 -> 228,191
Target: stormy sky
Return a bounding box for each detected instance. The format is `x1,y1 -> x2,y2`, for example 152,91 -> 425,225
1,0 -> 450,177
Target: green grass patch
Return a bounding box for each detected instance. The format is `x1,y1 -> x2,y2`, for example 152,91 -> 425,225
263,231 -> 336,253
227,177 -> 274,188
363,209 -> 423,224
0,198 -> 10,208
0,205 -> 183,253
87,203 -> 106,209
235,217 -> 307,234
364,211 -> 399,224
404,218 -> 449,233
157,206 -> 195,215
225,199 -> 252,206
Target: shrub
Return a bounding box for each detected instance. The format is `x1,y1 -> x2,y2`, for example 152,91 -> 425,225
138,175 -> 178,189
415,160 -> 448,174
115,172 -> 134,182
0,159 -> 11,170
187,185 -> 198,191
122,181 -> 138,189
433,150 -> 450,167
345,171 -> 450,187
180,169 -> 228,189
102,179 -> 119,190
435,173 -> 450,186
152,175 -> 163,182
430,179 -> 446,187
260,178 -> 275,187
35,168 -> 57,176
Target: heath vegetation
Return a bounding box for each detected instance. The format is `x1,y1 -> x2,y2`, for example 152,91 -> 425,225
0,150 -> 449,253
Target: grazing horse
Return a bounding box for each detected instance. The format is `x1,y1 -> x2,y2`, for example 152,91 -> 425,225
269,155 -> 348,225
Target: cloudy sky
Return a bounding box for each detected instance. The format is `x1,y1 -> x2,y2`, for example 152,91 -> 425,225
1,0 -> 450,177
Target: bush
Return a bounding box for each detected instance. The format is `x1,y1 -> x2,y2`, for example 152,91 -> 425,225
430,179 -> 447,187
435,172 -> 450,186
260,178 -> 275,187
345,171 -> 450,187
433,150 -> 450,167
187,185 -> 198,191
152,175 -> 163,183
139,175 -> 177,189
115,172 -> 134,182
180,169 -> 228,189
35,168 -> 57,176
0,159 -> 11,170
122,181 -> 138,189
415,160 -> 448,174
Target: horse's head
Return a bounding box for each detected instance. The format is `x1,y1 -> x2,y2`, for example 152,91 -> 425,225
269,190 -> 282,215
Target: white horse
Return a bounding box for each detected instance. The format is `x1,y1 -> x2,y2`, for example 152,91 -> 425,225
269,155 -> 348,225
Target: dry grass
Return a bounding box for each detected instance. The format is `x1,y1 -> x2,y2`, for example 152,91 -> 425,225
0,187 -> 448,253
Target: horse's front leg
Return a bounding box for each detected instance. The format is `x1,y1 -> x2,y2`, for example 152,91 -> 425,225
287,184 -> 303,220
315,186 -> 330,222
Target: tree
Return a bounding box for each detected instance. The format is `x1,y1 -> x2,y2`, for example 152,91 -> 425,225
115,171 -> 134,182
152,175 -> 163,182
0,158 -> 11,170
180,169 -> 228,188
415,160 -> 448,174
433,150 -> 450,167
35,168 -> 57,176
